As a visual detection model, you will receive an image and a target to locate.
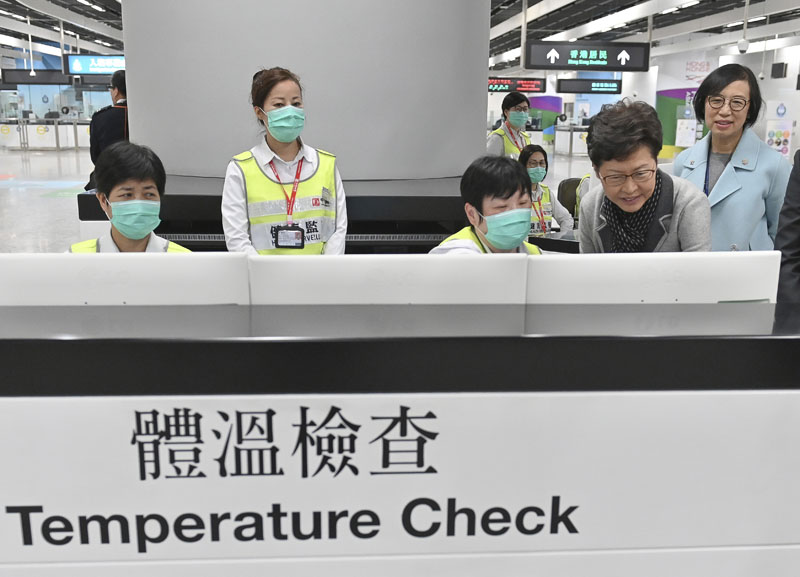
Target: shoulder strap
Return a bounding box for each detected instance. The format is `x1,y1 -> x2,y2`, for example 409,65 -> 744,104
70,239 -> 98,253
233,151 -> 254,162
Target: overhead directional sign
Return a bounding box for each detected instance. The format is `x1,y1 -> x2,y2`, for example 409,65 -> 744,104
64,54 -> 125,75
526,41 -> 649,72
487,77 -> 546,93
557,78 -> 622,95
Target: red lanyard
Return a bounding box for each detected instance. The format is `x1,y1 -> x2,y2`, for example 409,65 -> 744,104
532,199 -> 546,234
505,121 -> 523,152
268,158 -> 304,224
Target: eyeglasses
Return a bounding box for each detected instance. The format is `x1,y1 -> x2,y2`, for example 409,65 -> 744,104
510,105 -> 530,112
706,95 -> 749,112
600,169 -> 656,187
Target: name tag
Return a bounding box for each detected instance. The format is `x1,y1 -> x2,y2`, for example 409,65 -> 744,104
275,225 -> 305,249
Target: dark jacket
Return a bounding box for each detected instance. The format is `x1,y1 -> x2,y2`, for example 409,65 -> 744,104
775,150 -> 800,302
85,99 -> 128,190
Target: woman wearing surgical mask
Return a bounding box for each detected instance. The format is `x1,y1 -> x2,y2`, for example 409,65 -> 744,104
518,144 -> 574,239
222,67 -> 347,255
430,156 -> 542,255
70,141 -> 189,253
486,91 -> 531,160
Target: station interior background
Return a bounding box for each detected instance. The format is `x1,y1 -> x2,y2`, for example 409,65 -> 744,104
0,0 -> 799,253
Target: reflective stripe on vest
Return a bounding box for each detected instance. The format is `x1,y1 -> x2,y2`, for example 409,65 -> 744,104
530,184 -> 553,236
439,226 -> 541,255
491,127 -> 531,158
233,149 -> 337,255
69,238 -> 190,253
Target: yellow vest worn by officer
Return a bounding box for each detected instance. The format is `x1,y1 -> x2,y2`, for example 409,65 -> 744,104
70,239 -> 190,253
439,226 -> 542,255
576,173 -> 591,219
530,184 -> 554,237
233,149 -> 337,255
490,126 -> 531,157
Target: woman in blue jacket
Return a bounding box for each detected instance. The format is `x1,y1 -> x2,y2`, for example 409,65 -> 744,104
674,63 -> 791,251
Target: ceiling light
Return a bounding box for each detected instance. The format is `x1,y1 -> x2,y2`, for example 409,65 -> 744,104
64,30 -> 75,35
52,26 -> 60,31
680,0 -> 700,7
91,4 -> 105,11
94,39 -> 104,44
568,38 -> 577,42
726,20 -> 744,27
77,0 -> 92,5
748,16 -> 766,22
660,6 -> 679,14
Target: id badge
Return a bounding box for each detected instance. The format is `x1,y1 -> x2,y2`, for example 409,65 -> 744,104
275,224 -> 305,249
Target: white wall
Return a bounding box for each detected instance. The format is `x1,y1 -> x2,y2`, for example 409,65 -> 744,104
721,47 -> 800,157
122,0 -> 490,180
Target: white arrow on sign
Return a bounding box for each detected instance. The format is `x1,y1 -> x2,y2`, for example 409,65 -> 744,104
546,49 -> 560,64
617,50 -> 631,66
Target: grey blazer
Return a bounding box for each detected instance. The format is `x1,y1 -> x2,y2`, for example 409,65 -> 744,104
579,171 -> 711,253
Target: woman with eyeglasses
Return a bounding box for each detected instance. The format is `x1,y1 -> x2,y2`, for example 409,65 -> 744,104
518,144 -> 574,238
579,100 -> 711,253
487,91 -> 531,159
674,63 -> 791,251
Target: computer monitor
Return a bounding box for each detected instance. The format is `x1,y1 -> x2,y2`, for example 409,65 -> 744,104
248,254 -> 529,305
0,253 -> 250,306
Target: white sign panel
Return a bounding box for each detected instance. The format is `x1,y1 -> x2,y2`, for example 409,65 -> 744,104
1,392 -> 800,574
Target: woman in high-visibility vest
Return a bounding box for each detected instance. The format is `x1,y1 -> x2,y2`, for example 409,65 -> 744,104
486,91 -> 531,160
70,141 -> 190,253
518,144 -> 574,239
222,67 -> 347,255
430,156 -> 541,255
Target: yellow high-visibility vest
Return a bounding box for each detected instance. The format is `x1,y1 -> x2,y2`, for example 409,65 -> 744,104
233,149 -> 337,255
69,238 -> 190,253
530,184 -> 554,236
439,226 -> 542,255
490,125 -> 531,158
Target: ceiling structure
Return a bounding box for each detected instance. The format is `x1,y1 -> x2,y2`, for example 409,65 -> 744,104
489,0 -> 800,70
0,0 -> 121,61
1,1 -> 799,72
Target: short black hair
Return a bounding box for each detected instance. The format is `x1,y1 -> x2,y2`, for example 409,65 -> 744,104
693,63 -> 761,127
587,99 -> 663,167
519,144 -> 548,172
501,91 -> 530,116
95,141 -> 166,197
461,156 -> 531,215
111,70 -> 126,97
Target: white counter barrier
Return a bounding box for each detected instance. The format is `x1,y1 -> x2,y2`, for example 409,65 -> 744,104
0,251 -> 781,306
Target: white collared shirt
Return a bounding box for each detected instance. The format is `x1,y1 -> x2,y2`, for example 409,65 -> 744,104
221,138 -> 348,255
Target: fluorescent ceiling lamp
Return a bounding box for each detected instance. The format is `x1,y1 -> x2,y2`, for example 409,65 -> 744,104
77,0 -> 92,5
91,4 -> 105,11
93,38 -> 103,44
726,20 -> 744,27
568,37 -> 577,42
680,0 -> 700,7
748,16 -> 766,22
660,6 -> 679,14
